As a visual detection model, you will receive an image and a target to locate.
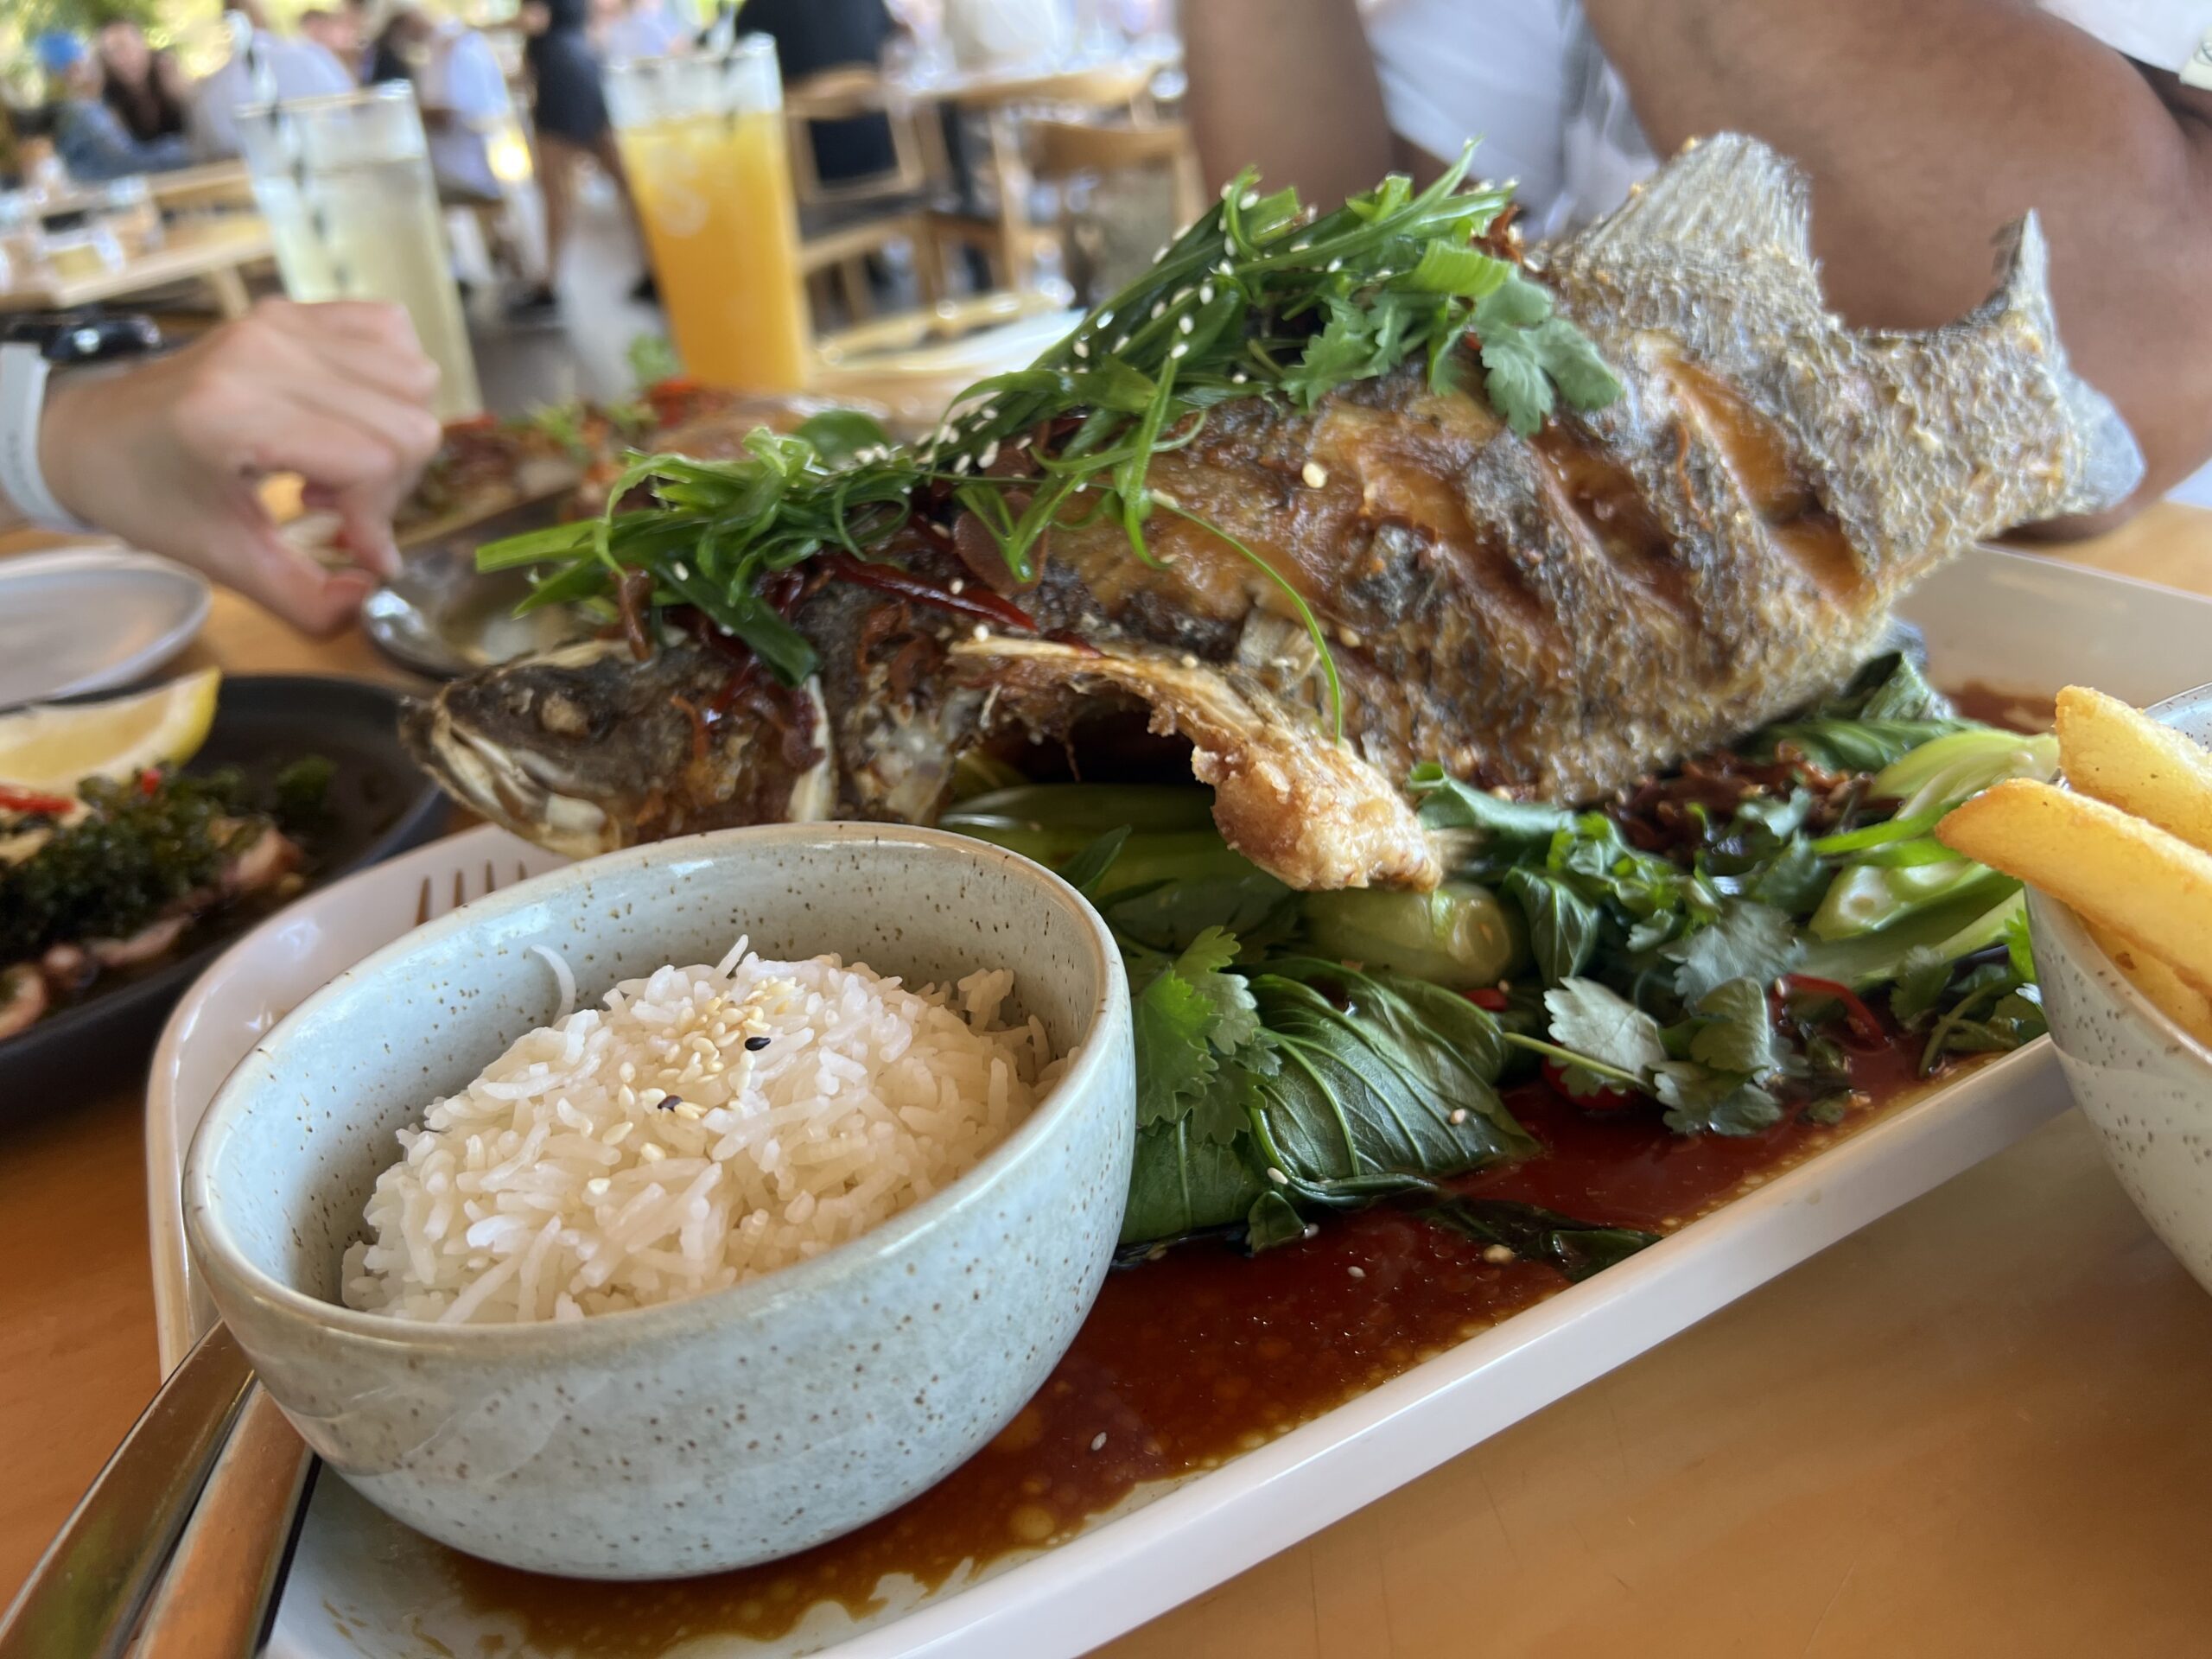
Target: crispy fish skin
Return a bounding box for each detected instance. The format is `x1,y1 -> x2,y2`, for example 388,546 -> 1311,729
408,136 -> 2142,891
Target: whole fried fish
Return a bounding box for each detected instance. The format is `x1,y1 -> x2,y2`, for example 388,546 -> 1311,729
406,136 -> 2141,890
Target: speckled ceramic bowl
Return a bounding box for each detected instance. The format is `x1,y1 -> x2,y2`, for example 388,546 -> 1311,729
182,823 -> 1134,1580
2032,680 -> 2212,1296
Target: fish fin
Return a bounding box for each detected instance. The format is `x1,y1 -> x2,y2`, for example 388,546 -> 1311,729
1552,133 -> 1816,289
1946,214 -> 2143,517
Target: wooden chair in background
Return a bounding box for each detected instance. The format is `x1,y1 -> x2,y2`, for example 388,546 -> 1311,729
785,67 -> 941,328
922,61 -> 1163,295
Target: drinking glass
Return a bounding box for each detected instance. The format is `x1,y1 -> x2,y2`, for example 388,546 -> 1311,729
606,40 -> 811,394
237,83 -> 483,421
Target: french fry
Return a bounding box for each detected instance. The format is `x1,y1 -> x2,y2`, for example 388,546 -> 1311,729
2055,685 -> 2212,856
2083,918 -> 2212,1048
1935,779 -> 2212,999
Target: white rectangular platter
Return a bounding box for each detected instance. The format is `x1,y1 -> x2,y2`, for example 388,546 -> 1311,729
143,545 -> 2212,1659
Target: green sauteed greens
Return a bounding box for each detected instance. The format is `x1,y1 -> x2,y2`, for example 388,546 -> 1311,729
477,147 -> 1623,695
945,658 -> 2052,1264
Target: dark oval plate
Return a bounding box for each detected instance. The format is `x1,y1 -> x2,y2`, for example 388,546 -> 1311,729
1,675 -> 448,1116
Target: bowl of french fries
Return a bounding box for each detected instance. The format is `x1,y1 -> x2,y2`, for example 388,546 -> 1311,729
1939,683 -> 2212,1291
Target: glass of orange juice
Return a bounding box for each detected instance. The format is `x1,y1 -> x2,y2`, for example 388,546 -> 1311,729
606,41 -> 811,393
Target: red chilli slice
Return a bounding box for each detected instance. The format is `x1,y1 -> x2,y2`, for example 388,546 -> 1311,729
820,551 -> 1039,633
0,785 -> 74,815
1780,973 -> 1888,1047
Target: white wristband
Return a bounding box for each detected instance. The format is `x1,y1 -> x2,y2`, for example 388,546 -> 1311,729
0,343 -> 94,533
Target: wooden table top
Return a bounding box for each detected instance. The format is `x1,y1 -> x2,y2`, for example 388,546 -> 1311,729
0,213 -> 272,313
6,506 -> 2212,1656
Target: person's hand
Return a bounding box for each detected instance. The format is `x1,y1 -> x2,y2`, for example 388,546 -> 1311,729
38,299 -> 442,636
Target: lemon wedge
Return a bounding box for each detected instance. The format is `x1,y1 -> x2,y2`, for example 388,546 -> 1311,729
0,668 -> 223,797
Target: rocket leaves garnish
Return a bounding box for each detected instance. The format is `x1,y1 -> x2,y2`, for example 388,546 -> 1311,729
478,146 -> 1621,689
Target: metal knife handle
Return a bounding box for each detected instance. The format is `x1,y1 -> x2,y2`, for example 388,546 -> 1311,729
127,1385 -> 316,1659
0,1323 -> 254,1659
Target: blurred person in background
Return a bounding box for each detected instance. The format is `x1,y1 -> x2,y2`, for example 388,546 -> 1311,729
1,300 -> 441,633
512,0 -> 649,315
38,32 -> 194,182
373,6 -> 511,204
95,21 -> 193,145
296,9 -> 364,77
1181,0 -> 2212,522
598,0 -> 693,63
189,1 -> 356,159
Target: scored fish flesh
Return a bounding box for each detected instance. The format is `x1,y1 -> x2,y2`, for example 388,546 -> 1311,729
405,135 -> 2142,889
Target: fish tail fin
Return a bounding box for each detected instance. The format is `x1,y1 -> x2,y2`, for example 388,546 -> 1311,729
1948,213 -> 2144,518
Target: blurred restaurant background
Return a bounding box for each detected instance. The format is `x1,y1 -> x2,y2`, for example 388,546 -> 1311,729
0,0 -> 1190,422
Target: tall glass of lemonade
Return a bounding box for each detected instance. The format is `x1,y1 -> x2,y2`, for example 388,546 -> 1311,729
237,84 -> 483,421
606,41 -> 811,393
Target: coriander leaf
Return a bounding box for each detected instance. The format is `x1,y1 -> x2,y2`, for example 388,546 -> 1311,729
1506,868 -> 1602,983
1655,1066 -> 1785,1135
1888,946 -> 1955,1028
1667,901 -> 1802,1002
1479,334 -> 1553,437
1133,968 -> 1217,1128
1544,978 -> 1669,1078
1528,316 -> 1624,411
1748,838 -> 1832,917
1682,977 -> 1781,1077
1472,271 -> 1554,331
1179,925 -> 1262,1051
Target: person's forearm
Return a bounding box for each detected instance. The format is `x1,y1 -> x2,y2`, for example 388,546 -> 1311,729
1583,0 -> 2212,516
1180,0 -> 1394,204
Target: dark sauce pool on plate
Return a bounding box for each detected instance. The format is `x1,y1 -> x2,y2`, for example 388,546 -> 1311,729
442,1039 -> 1953,1653
433,679 -> 2044,1648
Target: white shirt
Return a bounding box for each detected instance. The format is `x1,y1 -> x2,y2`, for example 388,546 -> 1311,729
1362,0 -> 2212,505
419,24 -> 512,199
189,33 -> 357,161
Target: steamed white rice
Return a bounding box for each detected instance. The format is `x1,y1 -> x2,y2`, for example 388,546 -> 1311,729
340,940 -> 1060,1324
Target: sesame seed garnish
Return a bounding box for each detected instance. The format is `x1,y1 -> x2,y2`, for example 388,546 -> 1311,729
1072,339 -> 1089,359
1090,1432 -> 1108,1452
1348,1265 -> 1366,1281
978,441 -> 1000,468
671,560 -> 690,581
1266,1166 -> 1288,1186
1449,1109 -> 1469,1125
1169,342 -> 1189,359
1198,283 -> 1215,303
1482,1243 -> 1514,1264
745,1035 -> 771,1052
1150,301 -> 1166,320
1177,315 -> 1193,335
1326,257 -> 1343,272
1178,652 -> 1199,670
948,576 -> 966,594
1301,461 -> 1328,488
1096,308 -> 1114,327
972,624 -> 990,641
